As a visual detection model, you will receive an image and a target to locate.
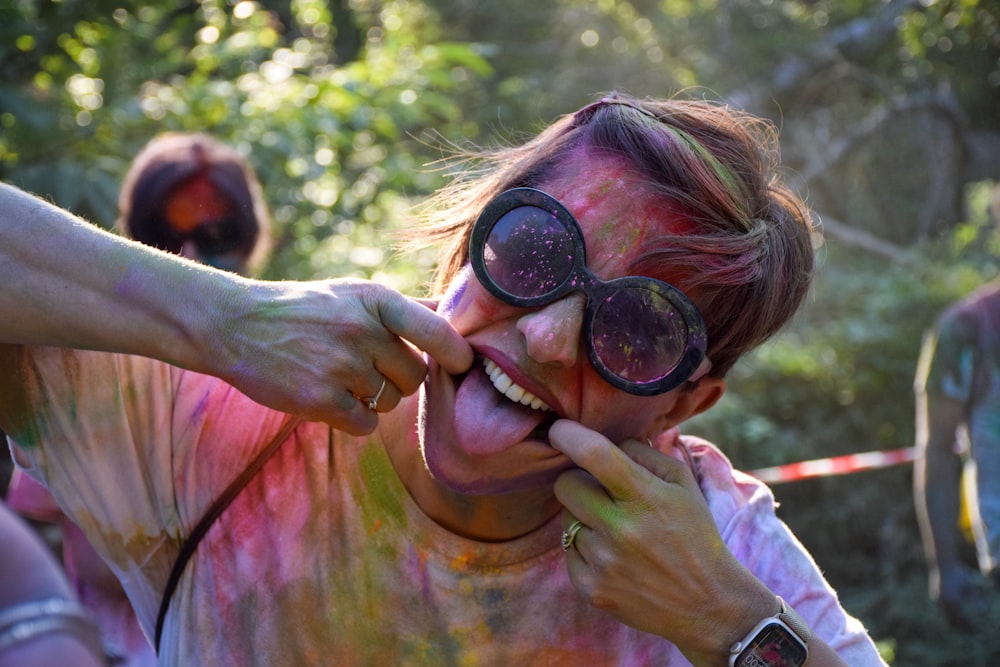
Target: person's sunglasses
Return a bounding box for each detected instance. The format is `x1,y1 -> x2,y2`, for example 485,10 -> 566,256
143,218 -> 248,258
470,187 -> 708,396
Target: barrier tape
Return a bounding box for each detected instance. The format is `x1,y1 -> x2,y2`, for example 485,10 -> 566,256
748,447 -> 917,484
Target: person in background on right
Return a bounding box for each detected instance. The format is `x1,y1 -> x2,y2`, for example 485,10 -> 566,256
5,131 -> 272,665
914,184 -> 1000,631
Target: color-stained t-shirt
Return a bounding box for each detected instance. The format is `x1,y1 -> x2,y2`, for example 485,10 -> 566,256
916,280 -> 1000,567
6,346 -> 885,666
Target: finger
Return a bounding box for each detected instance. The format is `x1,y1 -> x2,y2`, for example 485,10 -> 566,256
548,420 -> 658,503
412,297 -> 439,310
561,511 -> 581,532
560,511 -> 592,560
373,342 -> 428,397
618,439 -> 696,487
376,291 -> 473,375
310,389 -> 379,435
554,468 -> 612,526
363,376 -> 401,413
372,344 -> 427,396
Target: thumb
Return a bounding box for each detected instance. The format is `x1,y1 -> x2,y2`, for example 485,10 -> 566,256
378,292 -> 473,375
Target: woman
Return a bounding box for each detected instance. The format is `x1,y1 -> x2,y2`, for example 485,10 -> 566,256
0,94 -> 884,665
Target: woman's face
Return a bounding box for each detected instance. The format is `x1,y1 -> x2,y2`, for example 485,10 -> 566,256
416,153 -> 695,495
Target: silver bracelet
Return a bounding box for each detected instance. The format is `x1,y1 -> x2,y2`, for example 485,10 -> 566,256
0,597 -> 107,663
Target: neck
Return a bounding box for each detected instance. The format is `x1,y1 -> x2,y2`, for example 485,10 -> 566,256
413,476 -> 562,542
379,409 -> 562,542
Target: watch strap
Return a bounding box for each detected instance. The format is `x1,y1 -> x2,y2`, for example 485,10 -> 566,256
728,596 -> 811,667
775,596 -> 811,644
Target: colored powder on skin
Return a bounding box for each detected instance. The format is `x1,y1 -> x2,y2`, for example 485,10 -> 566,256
356,437 -> 408,531
576,183 -> 664,266
438,268 -> 470,318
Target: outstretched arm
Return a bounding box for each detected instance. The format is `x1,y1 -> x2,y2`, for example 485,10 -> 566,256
0,182 -> 472,433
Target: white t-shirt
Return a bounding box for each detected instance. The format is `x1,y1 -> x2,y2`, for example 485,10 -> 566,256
7,346 -> 885,665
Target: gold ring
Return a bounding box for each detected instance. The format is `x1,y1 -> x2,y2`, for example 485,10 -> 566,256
561,520 -> 584,551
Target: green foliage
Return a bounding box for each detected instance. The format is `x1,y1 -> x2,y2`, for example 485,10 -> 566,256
0,0 -> 492,291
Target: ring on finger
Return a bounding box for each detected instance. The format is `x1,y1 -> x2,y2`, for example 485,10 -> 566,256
561,520 -> 584,551
364,377 -> 388,411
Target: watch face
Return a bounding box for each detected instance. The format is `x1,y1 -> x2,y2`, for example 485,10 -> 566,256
734,622 -> 808,667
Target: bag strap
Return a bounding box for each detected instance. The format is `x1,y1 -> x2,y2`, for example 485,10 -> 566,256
154,414 -> 302,653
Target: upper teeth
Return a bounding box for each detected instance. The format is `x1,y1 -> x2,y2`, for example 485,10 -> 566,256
483,358 -> 551,411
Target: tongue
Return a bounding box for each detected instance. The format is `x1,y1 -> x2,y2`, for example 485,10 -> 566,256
453,365 -> 549,454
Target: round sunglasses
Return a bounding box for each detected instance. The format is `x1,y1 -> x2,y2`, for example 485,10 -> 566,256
139,217 -> 249,258
469,187 -> 708,396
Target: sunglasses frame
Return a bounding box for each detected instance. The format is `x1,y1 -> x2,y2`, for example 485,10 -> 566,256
143,216 -> 250,258
469,187 -> 708,396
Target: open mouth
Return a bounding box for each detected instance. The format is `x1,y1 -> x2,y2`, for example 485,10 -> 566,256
481,357 -> 556,442
482,358 -> 551,412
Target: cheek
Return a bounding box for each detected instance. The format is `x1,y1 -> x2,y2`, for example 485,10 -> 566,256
580,389 -> 671,443
439,267 -> 509,335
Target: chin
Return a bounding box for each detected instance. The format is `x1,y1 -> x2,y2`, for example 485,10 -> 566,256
421,447 -> 568,496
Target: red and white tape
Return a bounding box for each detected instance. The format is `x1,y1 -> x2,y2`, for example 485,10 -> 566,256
748,447 -> 916,484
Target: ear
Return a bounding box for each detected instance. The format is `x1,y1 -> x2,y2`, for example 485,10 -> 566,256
648,377 -> 726,434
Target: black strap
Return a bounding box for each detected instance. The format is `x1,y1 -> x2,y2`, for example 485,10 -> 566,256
154,414 -> 301,653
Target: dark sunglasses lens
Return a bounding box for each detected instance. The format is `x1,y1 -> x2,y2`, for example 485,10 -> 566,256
592,287 -> 688,384
484,206 -> 576,298
193,222 -> 244,256
134,222 -> 183,254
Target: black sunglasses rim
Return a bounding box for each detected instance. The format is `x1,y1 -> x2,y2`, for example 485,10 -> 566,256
469,187 -> 708,396
138,217 -> 251,257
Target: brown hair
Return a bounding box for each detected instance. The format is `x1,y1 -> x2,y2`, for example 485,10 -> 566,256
407,94 -> 817,377
116,132 -> 272,275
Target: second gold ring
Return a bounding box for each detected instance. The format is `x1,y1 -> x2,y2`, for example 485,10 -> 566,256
561,519 -> 584,551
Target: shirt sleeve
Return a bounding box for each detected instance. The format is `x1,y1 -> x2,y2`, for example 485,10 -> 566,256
683,435 -> 887,666
917,309 -> 979,406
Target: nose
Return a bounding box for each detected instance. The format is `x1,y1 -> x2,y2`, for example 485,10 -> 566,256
516,293 -> 586,367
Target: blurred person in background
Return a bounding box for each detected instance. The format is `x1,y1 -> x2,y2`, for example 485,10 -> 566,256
914,184 -> 1000,631
114,131 -> 272,274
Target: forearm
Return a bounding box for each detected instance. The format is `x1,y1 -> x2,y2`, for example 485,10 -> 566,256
915,448 -> 963,573
0,182 -> 248,374
913,393 -> 965,574
0,182 -> 473,430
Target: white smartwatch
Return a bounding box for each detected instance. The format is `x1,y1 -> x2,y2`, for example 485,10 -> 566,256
728,596 -> 811,667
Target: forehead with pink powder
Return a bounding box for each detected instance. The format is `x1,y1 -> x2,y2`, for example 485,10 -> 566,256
535,151 -> 694,282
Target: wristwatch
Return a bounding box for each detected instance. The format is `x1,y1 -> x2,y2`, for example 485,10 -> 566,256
728,596 -> 810,667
